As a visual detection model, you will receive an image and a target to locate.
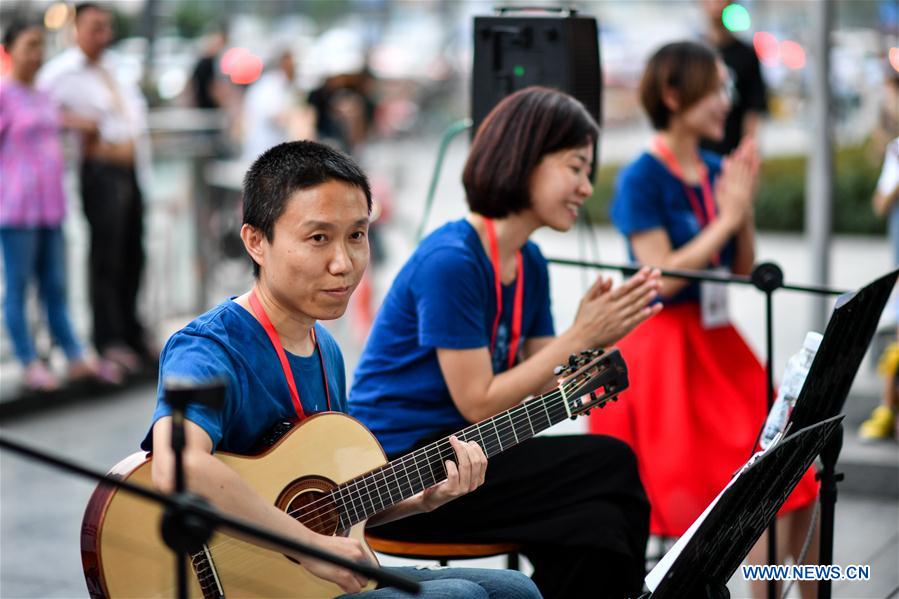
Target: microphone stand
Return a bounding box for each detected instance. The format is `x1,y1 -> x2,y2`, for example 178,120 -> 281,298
547,258 -> 847,599
164,379 -> 224,599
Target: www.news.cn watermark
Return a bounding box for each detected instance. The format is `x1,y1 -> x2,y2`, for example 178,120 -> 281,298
742,564 -> 871,582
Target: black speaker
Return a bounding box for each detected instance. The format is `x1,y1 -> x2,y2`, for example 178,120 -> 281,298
471,7 -> 602,137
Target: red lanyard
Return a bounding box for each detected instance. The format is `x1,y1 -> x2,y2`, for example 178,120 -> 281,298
652,136 -> 720,265
483,218 -> 524,370
248,289 -> 331,420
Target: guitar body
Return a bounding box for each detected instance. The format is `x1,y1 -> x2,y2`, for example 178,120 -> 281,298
82,348 -> 627,597
81,413 -> 386,598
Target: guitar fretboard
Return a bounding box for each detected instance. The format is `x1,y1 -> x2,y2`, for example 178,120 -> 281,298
329,383 -> 585,530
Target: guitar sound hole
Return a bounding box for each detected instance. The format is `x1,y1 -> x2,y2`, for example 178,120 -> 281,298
275,476 -> 341,536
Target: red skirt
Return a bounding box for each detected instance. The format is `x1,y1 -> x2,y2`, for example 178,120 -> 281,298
590,302 -> 819,537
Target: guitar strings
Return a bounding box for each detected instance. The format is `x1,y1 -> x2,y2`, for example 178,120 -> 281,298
182,398 -> 576,592
197,373 -> 605,569
223,378 -> 580,544
180,389 -> 609,593
184,382 -> 585,579
193,376 -> 607,576
289,375 -> 609,527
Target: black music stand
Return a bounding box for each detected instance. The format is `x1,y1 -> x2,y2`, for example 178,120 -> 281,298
646,415 -> 844,599
785,268 -> 898,599
789,269 -> 898,433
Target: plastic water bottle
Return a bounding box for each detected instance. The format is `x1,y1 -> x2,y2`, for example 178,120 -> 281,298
760,331 -> 824,449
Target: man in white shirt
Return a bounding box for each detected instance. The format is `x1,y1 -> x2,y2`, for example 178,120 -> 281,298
38,2 -> 152,373
241,49 -> 310,162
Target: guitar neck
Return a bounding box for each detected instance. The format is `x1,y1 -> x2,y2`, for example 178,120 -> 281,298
332,387 -> 577,529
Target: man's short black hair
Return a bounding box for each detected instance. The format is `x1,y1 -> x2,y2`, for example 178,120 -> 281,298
242,140 -> 372,277
75,2 -> 105,20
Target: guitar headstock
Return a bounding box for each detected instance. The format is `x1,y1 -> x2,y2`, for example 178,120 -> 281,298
554,348 -> 629,417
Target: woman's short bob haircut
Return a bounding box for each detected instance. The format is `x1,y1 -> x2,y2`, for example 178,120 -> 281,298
463,86 -> 600,219
640,41 -> 721,130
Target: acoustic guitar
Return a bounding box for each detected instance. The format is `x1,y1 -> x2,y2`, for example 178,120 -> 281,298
81,348 -> 627,598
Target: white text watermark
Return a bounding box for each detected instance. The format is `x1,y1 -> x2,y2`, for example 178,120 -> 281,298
741,564 -> 871,582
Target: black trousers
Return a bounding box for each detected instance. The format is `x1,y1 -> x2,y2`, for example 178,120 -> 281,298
80,160 -> 146,354
371,435 -> 650,599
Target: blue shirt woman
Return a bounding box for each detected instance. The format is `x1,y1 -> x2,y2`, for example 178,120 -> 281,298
349,220 -> 553,456
611,151 -> 735,304
348,86 -> 656,599
590,44 -> 819,574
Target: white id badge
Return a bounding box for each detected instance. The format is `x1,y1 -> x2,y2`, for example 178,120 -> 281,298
701,267 -> 730,329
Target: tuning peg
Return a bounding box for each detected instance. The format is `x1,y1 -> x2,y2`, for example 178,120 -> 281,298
553,364 -> 568,376
568,354 -> 578,366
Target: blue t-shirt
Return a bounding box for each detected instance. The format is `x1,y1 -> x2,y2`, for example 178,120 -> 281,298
611,151 -> 736,304
141,300 -> 347,454
348,219 -> 555,456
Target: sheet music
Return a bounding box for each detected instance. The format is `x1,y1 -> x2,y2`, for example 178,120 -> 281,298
645,432 -> 784,591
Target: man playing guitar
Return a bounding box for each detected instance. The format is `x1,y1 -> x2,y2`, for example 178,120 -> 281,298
141,141 -> 540,598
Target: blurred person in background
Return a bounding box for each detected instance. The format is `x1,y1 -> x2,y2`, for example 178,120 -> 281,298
871,70 -> 899,155
241,47 -> 314,163
350,87 -> 661,599
185,25 -> 240,158
700,0 -> 767,155
859,132 -> 899,441
308,68 -> 377,156
588,42 -> 820,599
189,25 -> 228,110
0,20 -> 121,391
38,2 -> 154,375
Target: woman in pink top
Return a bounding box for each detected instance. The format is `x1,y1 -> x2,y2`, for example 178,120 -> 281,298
0,21 -> 118,391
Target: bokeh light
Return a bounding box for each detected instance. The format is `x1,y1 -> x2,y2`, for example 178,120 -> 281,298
157,68 -> 187,101
220,46 -> 263,85
44,3 -> 72,30
780,40 -> 806,70
722,4 -> 751,33
220,47 -> 250,76
753,31 -> 780,66
230,55 -> 263,85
